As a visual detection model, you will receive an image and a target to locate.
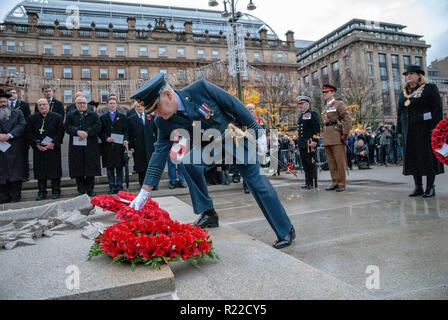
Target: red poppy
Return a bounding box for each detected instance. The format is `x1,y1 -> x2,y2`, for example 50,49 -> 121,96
116,117 -> 120,121
5,117 -> 9,121
146,115 -> 151,121
84,112 -> 88,116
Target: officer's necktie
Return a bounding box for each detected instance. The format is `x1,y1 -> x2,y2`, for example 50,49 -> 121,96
11,101 -> 15,109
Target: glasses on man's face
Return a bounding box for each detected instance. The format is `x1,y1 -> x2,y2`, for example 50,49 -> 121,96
76,102 -> 87,105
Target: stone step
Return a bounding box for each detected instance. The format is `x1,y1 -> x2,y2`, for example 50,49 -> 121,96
157,197 -> 374,299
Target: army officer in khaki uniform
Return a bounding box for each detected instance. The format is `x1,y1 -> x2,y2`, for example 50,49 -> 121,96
321,84 -> 352,192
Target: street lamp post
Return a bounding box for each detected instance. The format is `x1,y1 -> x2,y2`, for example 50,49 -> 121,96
208,0 -> 256,102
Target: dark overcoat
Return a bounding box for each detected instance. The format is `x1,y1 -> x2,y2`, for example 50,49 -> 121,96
297,109 -> 320,148
26,111 -> 64,180
99,112 -> 129,169
0,109 -> 27,184
12,100 -> 31,120
396,82 -> 444,176
65,110 -> 101,177
128,112 -> 157,173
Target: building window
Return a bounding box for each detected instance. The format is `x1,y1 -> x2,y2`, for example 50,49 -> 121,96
159,47 -> 166,57
277,53 -> 284,62
101,90 -> 109,103
197,49 -> 205,59
63,67 -> 72,79
380,66 -> 388,77
117,68 -> 125,79
312,71 -> 319,85
0,66 -> 3,76
140,68 -> 148,79
81,68 -> 91,79
367,52 -> 372,62
64,90 -> 72,103
332,61 -> 339,72
0,40 -> 3,52
100,68 -> 108,79
99,45 -> 107,56
381,81 -> 389,92
118,88 -> 126,102
139,46 -> 147,57
346,68 -> 351,77
159,69 -> 167,75
81,45 -> 89,55
63,44 -> 71,55
304,75 -> 309,85
391,54 -> 399,66
178,69 -> 186,79
212,50 -> 219,60
116,46 -> 124,57
7,66 -> 17,76
177,48 -> 185,58
255,71 -> 261,81
378,53 -> 386,64
19,66 -> 24,76
44,43 -> 52,54
254,52 -> 260,62
415,56 -> 422,67
368,65 -> 373,76
344,56 -> 349,66
19,41 -> 24,53
44,67 -> 53,78
321,66 -> 328,76
403,55 -> 411,67
7,41 -> 15,52
82,90 -> 91,102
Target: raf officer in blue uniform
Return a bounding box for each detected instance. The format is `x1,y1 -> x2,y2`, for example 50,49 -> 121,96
297,96 -> 320,189
129,74 -> 295,249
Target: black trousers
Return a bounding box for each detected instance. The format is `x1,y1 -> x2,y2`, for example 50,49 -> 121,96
106,167 -> 123,192
38,178 -> 61,194
299,147 -> 316,187
0,181 -> 23,203
75,176 -> 95,194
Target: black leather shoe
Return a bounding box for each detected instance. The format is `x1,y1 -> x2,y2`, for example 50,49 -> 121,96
176,181 -> 186,188
152,186 -> 158,191
51,192 -> 61,199
409,186 -> 424,197
325,185 -> 338,191
36,192 -> 47,201
306,185 -> 314,189
273,227 -> 296,249
169,183 -> 176,189
87,191 -> 95,197
192,209 -> 219,228
336,186 -> 345,192
301,184 -> 311,189
243,184 -> 250,194
423,186 -> 435,198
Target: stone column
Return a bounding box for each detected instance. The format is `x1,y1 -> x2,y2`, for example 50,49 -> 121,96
127,16 -> 136,40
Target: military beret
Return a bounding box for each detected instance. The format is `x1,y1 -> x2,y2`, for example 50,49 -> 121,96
403,65 -> 425,76
296,95 -> 311,104
130,73 -> 166,113
322,84 -> 337,92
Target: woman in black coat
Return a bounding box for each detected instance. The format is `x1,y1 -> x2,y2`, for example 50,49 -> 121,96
396,65 -> 444,198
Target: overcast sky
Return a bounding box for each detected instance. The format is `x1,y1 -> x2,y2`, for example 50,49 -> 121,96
2,0 -> 447,63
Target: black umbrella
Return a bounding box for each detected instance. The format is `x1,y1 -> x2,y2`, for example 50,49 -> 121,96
124,150 -> 130,190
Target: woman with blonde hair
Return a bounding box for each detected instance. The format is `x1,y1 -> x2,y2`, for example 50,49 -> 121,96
396,65 -> 444,198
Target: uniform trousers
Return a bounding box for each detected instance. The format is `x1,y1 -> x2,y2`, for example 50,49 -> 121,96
299,147 -> 316,187
38,178 -> 61,194
0,181 -> 23,203
324,144 -> 347,187
180,162 -> 293,240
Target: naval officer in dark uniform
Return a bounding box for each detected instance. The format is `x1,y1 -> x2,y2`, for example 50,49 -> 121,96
129,74 -> 295,249
296,96 -> 320,189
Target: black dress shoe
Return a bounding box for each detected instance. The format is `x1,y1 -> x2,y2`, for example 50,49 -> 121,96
51,192 -> 61,199
152,186 -> 158,191
87,191 -> 95,197
423,186 -> 435,198
409,186 -> 424,197
192,209 -> 219,228
325,185 -> 338,191
273,227 -> 296,249
169,183 -> 176,189
336,186 -> 345,192
301,184 -> 311,189
36,192 -> 47,201
176,181 -> 186,188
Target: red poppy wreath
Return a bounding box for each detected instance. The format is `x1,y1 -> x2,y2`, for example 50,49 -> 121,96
431,117 -> 448,166
88,191 -> 219,269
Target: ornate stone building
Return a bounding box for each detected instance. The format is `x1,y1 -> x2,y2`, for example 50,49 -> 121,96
0,0 -> 298,124
296,18 -> 431,124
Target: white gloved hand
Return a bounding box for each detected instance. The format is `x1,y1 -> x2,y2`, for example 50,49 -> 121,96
257,135 -> 268,155
129,189 -> 151,210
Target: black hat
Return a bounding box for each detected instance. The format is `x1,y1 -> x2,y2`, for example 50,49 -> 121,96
322,84 -> 337,92
130,73 -> 166,113
0,89 -> 11,99
88,100 -> 99,107
296,95 -> 311,104
403,65 -> 425,76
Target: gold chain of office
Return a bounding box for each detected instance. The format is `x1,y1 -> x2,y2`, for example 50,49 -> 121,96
403,83 -> 426,107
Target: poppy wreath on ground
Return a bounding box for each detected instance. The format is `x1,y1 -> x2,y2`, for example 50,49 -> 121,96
285,162 -> 295,172
431,117 -> 448,166
88,191 -> 219,268
90,191 -> 171,222
87,217 -> 219,269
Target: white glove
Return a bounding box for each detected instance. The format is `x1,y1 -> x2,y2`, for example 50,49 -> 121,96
257,135 -> 268,155
129,189 -> 151,210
